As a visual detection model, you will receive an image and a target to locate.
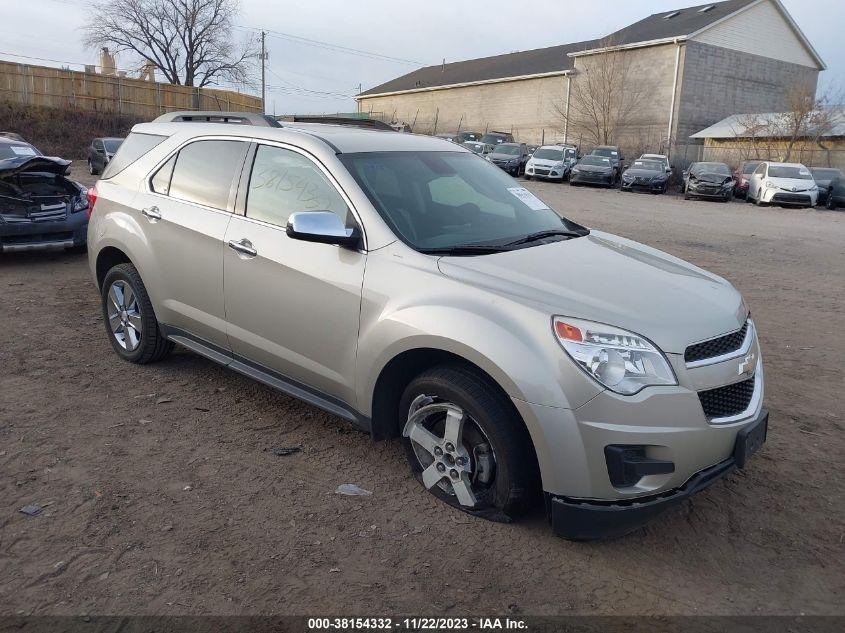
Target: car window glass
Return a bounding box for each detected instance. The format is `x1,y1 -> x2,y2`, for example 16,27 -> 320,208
428,175 -> 513,218
94,140 -> 104,151
102,132 -> 166,179
169,140 -> 248,211
150,154 -> 177,195
246,144 -> 350,227
755,164 -> 766,176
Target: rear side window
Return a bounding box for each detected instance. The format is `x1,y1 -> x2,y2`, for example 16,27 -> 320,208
168,140 -> 248,211
102,132 -> 166,179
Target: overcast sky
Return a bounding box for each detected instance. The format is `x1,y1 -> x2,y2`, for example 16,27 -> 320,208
4,0 -> 842,114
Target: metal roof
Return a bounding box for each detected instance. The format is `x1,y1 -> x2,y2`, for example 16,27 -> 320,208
690,107 -> 845,139
358,0 -> 763,97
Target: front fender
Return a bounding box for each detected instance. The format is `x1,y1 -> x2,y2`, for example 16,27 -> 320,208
357,250 -> 603,418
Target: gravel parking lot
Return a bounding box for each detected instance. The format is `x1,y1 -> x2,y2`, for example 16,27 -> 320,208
2,165 -> 843,616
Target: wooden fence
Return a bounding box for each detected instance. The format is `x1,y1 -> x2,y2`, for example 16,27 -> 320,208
0,60 -> 262,120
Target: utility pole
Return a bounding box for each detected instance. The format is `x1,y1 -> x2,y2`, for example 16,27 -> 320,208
260,31 -> 267,114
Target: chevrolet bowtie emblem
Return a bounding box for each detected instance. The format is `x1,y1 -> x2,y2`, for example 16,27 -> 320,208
738,352 -> 757,376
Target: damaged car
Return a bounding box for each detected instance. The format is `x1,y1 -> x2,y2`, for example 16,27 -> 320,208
0,137 -> 89,253
683,162 -> 735,202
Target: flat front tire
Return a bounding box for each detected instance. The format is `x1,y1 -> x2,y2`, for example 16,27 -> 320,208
101,263 -> 173,364
400,364 -> 538,522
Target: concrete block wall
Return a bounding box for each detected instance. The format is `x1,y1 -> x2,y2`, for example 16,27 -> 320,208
675,40 -> 819,143
357,74 -> 570,144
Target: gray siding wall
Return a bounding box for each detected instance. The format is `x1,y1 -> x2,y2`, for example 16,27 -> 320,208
675,40 -> 819,143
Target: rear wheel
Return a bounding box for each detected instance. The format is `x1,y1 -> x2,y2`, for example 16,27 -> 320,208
400,365 -> 538,522
101,263 -> 174,364
87,160 -> 97,175
827,190 -> 836,210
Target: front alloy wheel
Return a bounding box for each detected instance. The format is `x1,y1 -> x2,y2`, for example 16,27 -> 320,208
400,365 -> 538,522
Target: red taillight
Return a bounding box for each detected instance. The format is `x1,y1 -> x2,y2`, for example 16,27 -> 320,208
86,187 -> 97,219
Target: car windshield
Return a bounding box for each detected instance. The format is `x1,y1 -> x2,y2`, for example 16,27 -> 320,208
591,148 -> 618,158
463,142 -> 484,154
103,139 -> 123,153
692,163 -> 730,176
0,142 -> 42,159
340,151 -> 585,251
494,145 -> 521,156
810,168 -> 841,179
630,160 -> 662,171
742,162 -> 761,174
533,148 -> 564,160
768,165 -> 812,179
480,135 -> 506,145
579,156 -> 611,167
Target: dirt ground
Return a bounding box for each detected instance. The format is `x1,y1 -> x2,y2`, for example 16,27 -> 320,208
1,165 -> 843,617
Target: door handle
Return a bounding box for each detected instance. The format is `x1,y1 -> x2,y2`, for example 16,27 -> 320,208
141,206 -> 162,221
227,238 -> 257,258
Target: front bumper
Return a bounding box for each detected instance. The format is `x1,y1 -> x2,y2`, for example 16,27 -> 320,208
0,211 -> 88,252
570,171 -> 614,186
546,408 -> 768,540
622,179 -> 667,193
759,187 -> 817,206
526,165 -> 566,181
687,182 -> 733,199
491,161 -> 520,175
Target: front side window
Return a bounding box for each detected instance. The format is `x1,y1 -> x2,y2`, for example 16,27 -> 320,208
341,151 -> 585,251
168,140 -> 248,210
245,145 -> 350,228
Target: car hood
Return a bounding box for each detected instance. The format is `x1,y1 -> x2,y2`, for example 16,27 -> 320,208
690,172 -> 733,184
437,231 -> 745,354
624,168 -> 664,179
769,177 -> 815,191
490,153 -> 519,160
530,158 -> 563,167
0,155 -> 71,178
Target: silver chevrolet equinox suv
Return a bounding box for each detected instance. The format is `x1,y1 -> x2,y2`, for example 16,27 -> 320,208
87,112 -> 768,539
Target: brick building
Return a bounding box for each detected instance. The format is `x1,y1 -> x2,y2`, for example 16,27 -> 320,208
354,0 -> 825,156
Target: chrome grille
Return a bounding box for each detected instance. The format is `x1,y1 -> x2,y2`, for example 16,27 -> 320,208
685,321 -> 749,364
698,377 -> 755,419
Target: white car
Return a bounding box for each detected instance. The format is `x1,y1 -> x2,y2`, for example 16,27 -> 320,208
525,145 -> 578,182
746,161 -> 818,208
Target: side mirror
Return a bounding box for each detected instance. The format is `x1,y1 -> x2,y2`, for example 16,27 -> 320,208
286,211 -> 360,247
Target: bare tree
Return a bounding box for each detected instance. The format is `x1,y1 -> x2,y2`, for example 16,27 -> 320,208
83,0 -> 258,88
554,37 -> 650,147
775,82 -> 839,162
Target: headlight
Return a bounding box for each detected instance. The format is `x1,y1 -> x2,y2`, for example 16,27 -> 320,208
552,317 -> 677,395
554,161 -> 564,168
810,185 -> 818,192
72,189 -> 89,214
486,156 -> 492,162
571,167 -> 581,174
765,181 -> 776,188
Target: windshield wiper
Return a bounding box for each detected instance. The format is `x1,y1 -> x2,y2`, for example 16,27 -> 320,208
417,244 -> 512,256
502,228 -> 589,247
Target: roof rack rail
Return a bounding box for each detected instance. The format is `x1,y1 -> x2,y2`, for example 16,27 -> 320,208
153,111 -> 282,127
287,115 -> 395,131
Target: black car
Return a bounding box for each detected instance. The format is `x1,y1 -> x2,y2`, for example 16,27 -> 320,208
479,131 -> 515,146
589,145 -> 624,181
487,142 -> 528,176
683,162 -> 735,202
87,137 -> 124,175
569,155 -> 615,188
0,138 -> 89,253
810,167 -> 843,206
825,175 -> 845,210
621,158 -> 670,194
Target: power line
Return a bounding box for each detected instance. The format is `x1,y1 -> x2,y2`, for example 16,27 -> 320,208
234,25 -> 425,67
